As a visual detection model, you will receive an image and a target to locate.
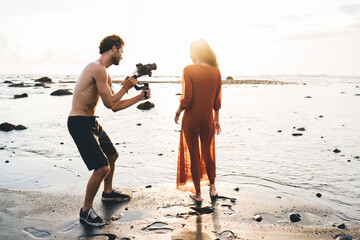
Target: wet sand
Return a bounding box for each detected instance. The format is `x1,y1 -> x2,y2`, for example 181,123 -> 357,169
1,185 -> 359,240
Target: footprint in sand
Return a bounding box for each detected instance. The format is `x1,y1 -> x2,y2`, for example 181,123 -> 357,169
60,221 -> 79,233
24,227 -> 51,238
141,221 -> 173,233
219,230 -> 237,239
78,234 -> 117,240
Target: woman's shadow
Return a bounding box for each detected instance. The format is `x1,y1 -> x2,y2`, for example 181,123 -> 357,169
171,198 -> 220,240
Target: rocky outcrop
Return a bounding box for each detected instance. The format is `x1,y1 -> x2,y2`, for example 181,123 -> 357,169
35,77 -> 52,83
0,122 -> 27,131
9,83 -> 30,87
14,93 -> 28,99
0,122 -> 15,131
50,89 -> 73,96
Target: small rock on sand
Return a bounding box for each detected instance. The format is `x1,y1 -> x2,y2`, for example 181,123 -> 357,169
289,213 -> 302,223
14,125 -> 27,130
333,149 -> 341,153
254,215 -> 263,222
137,101 -> 155,110
337,223 -> 346,229
336,236 -> 352,240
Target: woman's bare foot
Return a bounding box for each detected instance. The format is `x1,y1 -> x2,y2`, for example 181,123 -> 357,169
189,193 -> 202,202
210,184 -> 218,197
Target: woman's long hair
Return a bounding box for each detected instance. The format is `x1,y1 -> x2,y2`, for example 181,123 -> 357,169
190,39 -> 218,67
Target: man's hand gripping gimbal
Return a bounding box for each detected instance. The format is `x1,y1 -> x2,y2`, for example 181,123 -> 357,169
125,63 -> 157,99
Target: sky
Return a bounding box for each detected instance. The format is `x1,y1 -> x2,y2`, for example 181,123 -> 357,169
0,0 -> 360,77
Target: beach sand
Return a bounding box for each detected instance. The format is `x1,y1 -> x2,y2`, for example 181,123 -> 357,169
1,185 -> 359,240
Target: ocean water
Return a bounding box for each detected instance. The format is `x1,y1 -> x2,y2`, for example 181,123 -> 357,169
0,74 -> 359,222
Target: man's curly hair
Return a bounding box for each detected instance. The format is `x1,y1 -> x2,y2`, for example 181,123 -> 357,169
99,35 -> 125,54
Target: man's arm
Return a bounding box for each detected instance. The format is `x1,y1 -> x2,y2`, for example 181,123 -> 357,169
94,66 -> 135,109
111,89 -> 150,112
108,75 -> 115,94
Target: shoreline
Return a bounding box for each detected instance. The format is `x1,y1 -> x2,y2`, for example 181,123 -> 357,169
1,185 -> 359,239
111,79 -> 298,85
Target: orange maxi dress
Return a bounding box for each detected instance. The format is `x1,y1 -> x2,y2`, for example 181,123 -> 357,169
176,64 -> 222,193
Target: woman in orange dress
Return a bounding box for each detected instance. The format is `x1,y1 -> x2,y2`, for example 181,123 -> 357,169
174,39 -> 222,202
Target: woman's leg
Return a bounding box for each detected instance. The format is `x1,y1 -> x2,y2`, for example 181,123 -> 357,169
184,127 -> 202,200
200,124 -> 217,197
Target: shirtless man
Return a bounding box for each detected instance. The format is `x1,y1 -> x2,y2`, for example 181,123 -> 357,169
67,35 -> 150,227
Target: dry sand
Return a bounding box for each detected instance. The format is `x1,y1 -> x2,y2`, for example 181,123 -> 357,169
1,185 -> 359,240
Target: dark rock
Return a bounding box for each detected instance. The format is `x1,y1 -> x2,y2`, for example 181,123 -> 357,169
234,187 -> 239,191
34,83 -> 46,87
158,153 -> 163,156
297,127 -> 305,131
137,101 -> 155,110
35,76 -> 52,83
175,93 -> 182,96
5,160 -> 9,163
347,159 -> 351,162
355,94 -> 360,96
50,89 -> 73,96
4,80 -> 13,84
145,185 -> 152,188
277,130 -> 282,132
337,223 -> 346,229
226,76 -> 234,80
292,133 -> 303,136
305,96 -> 312,98
137,123 -> 141,126
336,236 -> 352,240
319,115 -> 324,118
316,193 -> 322,198
289,213 -> 301,223
9,83 -> 28,87
14,125 -> 27,130
0,122 -> 16,132
354,156 -> 359,159
14,93 -> 28,99
333,148 -> 341,153
254,215 -> 263,222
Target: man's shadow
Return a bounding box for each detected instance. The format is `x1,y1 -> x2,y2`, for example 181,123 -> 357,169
100,200 -> 130,222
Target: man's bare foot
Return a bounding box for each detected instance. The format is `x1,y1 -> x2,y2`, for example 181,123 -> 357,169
189,193 -> 202,202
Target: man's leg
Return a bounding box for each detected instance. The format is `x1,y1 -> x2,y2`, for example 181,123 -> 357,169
103,152 -> 118,194
82,165 -> 110,211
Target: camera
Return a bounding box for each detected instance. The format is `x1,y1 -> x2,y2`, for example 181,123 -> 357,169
125,63 -> 157,99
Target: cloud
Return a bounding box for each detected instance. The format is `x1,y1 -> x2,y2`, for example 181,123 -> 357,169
277,14 -> 309,22
340,4 -> 360,16
0,33 -> 9,56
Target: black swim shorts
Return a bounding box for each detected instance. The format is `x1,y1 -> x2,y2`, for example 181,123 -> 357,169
67,116 -> 117,170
